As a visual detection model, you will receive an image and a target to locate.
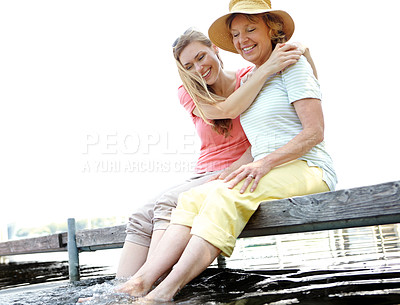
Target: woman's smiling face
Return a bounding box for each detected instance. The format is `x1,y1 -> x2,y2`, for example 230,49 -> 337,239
230,14 -> 273,68
179,41 -> 221,86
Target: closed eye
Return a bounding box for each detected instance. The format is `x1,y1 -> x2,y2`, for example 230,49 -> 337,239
231,31 -> 239,38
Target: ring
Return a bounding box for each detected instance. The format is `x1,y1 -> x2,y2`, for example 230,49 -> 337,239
248,174 -> 255,179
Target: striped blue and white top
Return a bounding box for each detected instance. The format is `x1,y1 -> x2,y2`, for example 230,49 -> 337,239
240,56 -> 337,191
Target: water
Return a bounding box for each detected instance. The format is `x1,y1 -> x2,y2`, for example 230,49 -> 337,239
1,224 -> 400,304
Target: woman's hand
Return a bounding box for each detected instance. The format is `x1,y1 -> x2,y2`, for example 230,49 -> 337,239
210,146 -> 254,182
290,41 -> 307,54
224,158 -> 272,193
208,162 -> 247,182
259,43 -> 302,75
208,171 -> 229,182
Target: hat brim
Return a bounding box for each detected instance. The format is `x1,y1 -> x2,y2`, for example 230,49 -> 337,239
208,9 -> 295,53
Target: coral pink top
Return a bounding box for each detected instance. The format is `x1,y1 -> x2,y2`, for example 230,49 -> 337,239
179,67 -> 252,173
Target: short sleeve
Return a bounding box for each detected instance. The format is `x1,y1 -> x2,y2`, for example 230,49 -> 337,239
282,56 -> 322,104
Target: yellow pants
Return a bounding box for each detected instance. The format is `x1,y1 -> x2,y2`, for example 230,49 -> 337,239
170,160 -> 329,257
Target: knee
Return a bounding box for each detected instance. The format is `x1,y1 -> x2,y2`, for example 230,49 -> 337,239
126,205 -> 154,239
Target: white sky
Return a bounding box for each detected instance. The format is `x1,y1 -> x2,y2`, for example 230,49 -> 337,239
1,0 -> 399,229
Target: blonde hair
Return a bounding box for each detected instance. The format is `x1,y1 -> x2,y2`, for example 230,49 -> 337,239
226,12 -> 288,48
173,29 -> 232,137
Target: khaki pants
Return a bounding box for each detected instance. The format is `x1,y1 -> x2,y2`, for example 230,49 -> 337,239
125,171 -> 221,247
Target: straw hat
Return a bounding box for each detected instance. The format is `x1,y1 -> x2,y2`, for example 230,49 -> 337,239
208,0 -> 295,53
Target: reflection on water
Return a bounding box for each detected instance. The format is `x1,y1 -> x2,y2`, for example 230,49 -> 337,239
0,261 -> 108,291
226,224 -> 400,271
0,224 -> 400,304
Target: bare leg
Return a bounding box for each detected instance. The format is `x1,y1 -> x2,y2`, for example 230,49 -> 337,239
147,230 -> 165,258
146,235 -> 221,301
147,230 -> 171,284
115,224 -> 191,297
116,228 -> 166,279
116,241 -> 149,278
78,230 -> 168,303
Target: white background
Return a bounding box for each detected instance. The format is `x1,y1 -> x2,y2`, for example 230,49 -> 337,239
1,0 -> 399,229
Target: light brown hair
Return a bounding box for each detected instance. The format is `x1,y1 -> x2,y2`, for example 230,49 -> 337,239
173,29 -> 232,137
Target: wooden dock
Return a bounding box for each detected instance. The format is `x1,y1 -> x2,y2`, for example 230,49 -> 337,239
1,180 -> 400,281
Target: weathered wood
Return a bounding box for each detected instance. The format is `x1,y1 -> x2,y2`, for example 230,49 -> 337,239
0,233 -> 66,256
68,218 -> 80,282
239,180 -> 400,237
74,225 -> 126,250
1,180 -> 400,257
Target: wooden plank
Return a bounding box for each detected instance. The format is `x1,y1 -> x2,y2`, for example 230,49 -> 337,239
75,224 -> 126,250
1,180 -> 400,256
240,180 -> 400,237
0,233 -> 66,256
72,181 -> 400,249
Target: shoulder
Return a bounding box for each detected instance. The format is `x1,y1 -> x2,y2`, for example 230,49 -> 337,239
283,56 -> 314,77
178,85 -> 192,106
178,85 -> 196,113
178,85 -> 189,101
237,66 -> 254,79
237,66 -> 255,85
281,56 -> 321,102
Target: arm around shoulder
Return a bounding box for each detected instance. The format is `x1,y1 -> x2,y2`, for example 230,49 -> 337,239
199,43 -> 304,120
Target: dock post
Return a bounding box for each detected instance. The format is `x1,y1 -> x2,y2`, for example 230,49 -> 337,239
217,255 -> 226,268
67,218 -> 80,282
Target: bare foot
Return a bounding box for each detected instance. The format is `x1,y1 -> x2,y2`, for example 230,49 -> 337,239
115,276 -> 151,297
136,296 -> 175,304
76,297 -> 93,303
144,288 -> 174,303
